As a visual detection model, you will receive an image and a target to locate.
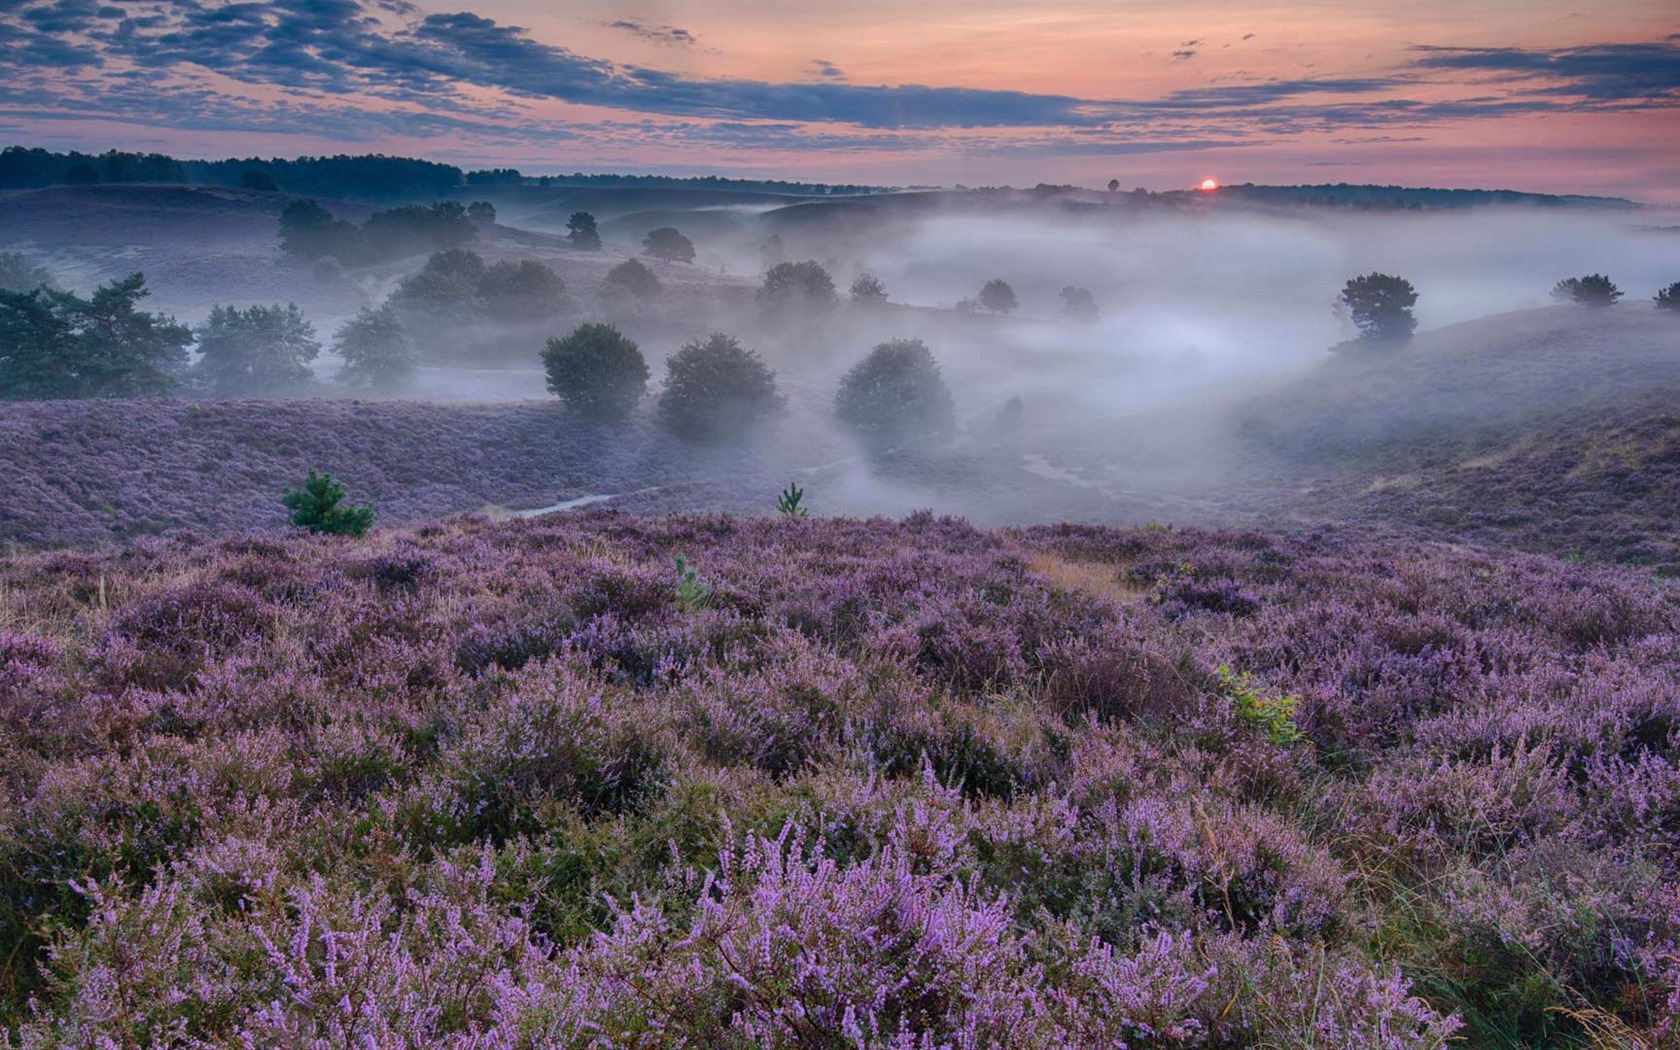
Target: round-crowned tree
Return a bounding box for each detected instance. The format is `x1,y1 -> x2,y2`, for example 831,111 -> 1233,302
1553,274 -> 1623,307
195,302 -> 321,396
1656,282 -> 1680,311
657,332 -> 784,441
333,303 -> 416,391
542,322 -> 648,421
567,211 -> 602,251
759,260 -> 837,311
1059,285 -> 1098,322
850,272 -> 888,305
834,338 -> 954,444
603,257 -> 661,301
1338,272 -> 1418,346
642,227 -> 695,264
978,279 -> 1018,315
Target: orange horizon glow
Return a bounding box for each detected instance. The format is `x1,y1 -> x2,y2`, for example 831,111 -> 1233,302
1201,178 -> 1220,191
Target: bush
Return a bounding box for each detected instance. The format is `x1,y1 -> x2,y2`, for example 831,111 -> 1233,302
602,258 -> 660,301
280,470 -> 374,536
834,338 -> 955,444
850,272 -> 887,304
642,227 -> 695,264
759,260 -> 836,310
1339,272 -> 1418,346
657,332 -> 784,441
1657,282 -> 1680,311
1552,274 -> 1623,306
542,322 -> 649,421
467,201 -> 496,224
333,303 -> 416,391
195,302 -> 320,396
978,279 -> 1018,314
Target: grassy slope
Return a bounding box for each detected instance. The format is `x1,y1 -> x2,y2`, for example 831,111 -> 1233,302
1233,305 -> 1680,571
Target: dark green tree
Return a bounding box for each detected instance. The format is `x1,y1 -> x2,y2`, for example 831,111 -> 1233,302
0,251 -> 52,293
0,273 -> 190,400
567,211 -> 602,251
657,332 -> 784,441
642,227 -> 695,264
834,338 -> 954,444
978,279 -> 1018,315
239,168 -> 279,192
333,303 -> 416,390
467,200 -> 497,224
478,259 -> 564,320
278,199 -> 356,260
759,260 -> 836,310
850,272 -> 888,305
542,322 -> 648,421
1656,282 -> 1680,311
1552,274 -> 1622,307
602,258 -> 661,302
1339,272 -> 1418,345
281,470 -> 375,536
195,303 -> 321,396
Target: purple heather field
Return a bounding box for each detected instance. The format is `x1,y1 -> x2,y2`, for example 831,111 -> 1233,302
0,511 -> 1675,1046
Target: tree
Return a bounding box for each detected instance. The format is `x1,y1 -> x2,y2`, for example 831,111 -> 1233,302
333,303 -> 416,390
850,272 -> 888,305
195,302 -> 321,396
1107,179 -> 1120,193
0,273 -> 190,399
1059,286 -> 1098,322
479,259 -> 564,320
834,338 -> 955,444
542,322 -> 648,421
1656,282 -> 1680,311
239,168 -> 279,192
760,234 -> 785,272
1552,274 -> 1622,307
567,211 -> 602,251
657,331 -> 784,441
0,251 -> 51,292
759,260 -> 836,310
278,199 -> 356,261
281,470 -> 374,536
602,257 -> 661,301
1338,272 -> 1418,345
467,200 -> 497,224
642,227 -> 695,264
978,279 -> 1018,315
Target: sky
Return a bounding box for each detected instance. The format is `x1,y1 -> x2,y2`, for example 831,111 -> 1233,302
1,0 -> 1677,199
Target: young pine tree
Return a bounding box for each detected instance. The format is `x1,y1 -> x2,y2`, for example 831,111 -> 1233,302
281,470 -> 375,536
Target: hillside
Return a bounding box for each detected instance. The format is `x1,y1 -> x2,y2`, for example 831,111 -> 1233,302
1228,304 -> 1680,571
0,513 -> 1673,1045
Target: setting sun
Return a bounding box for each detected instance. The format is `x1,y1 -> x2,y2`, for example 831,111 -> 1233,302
1201,178 -> 1220,191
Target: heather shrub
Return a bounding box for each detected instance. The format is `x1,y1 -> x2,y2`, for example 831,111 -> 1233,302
656,331 -> 784,441
541,322 -> 648,421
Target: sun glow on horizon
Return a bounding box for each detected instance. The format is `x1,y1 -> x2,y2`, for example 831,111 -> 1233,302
1200,177 -> 1219,191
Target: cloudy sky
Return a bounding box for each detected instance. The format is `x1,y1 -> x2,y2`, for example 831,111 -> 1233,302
2,0 -> 1677,199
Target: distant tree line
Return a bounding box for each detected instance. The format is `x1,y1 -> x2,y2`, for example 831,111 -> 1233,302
0,146 -> 463,201
279,199 -> 493,264
1176,182 -> 1636,211
463,167 -> 890,196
